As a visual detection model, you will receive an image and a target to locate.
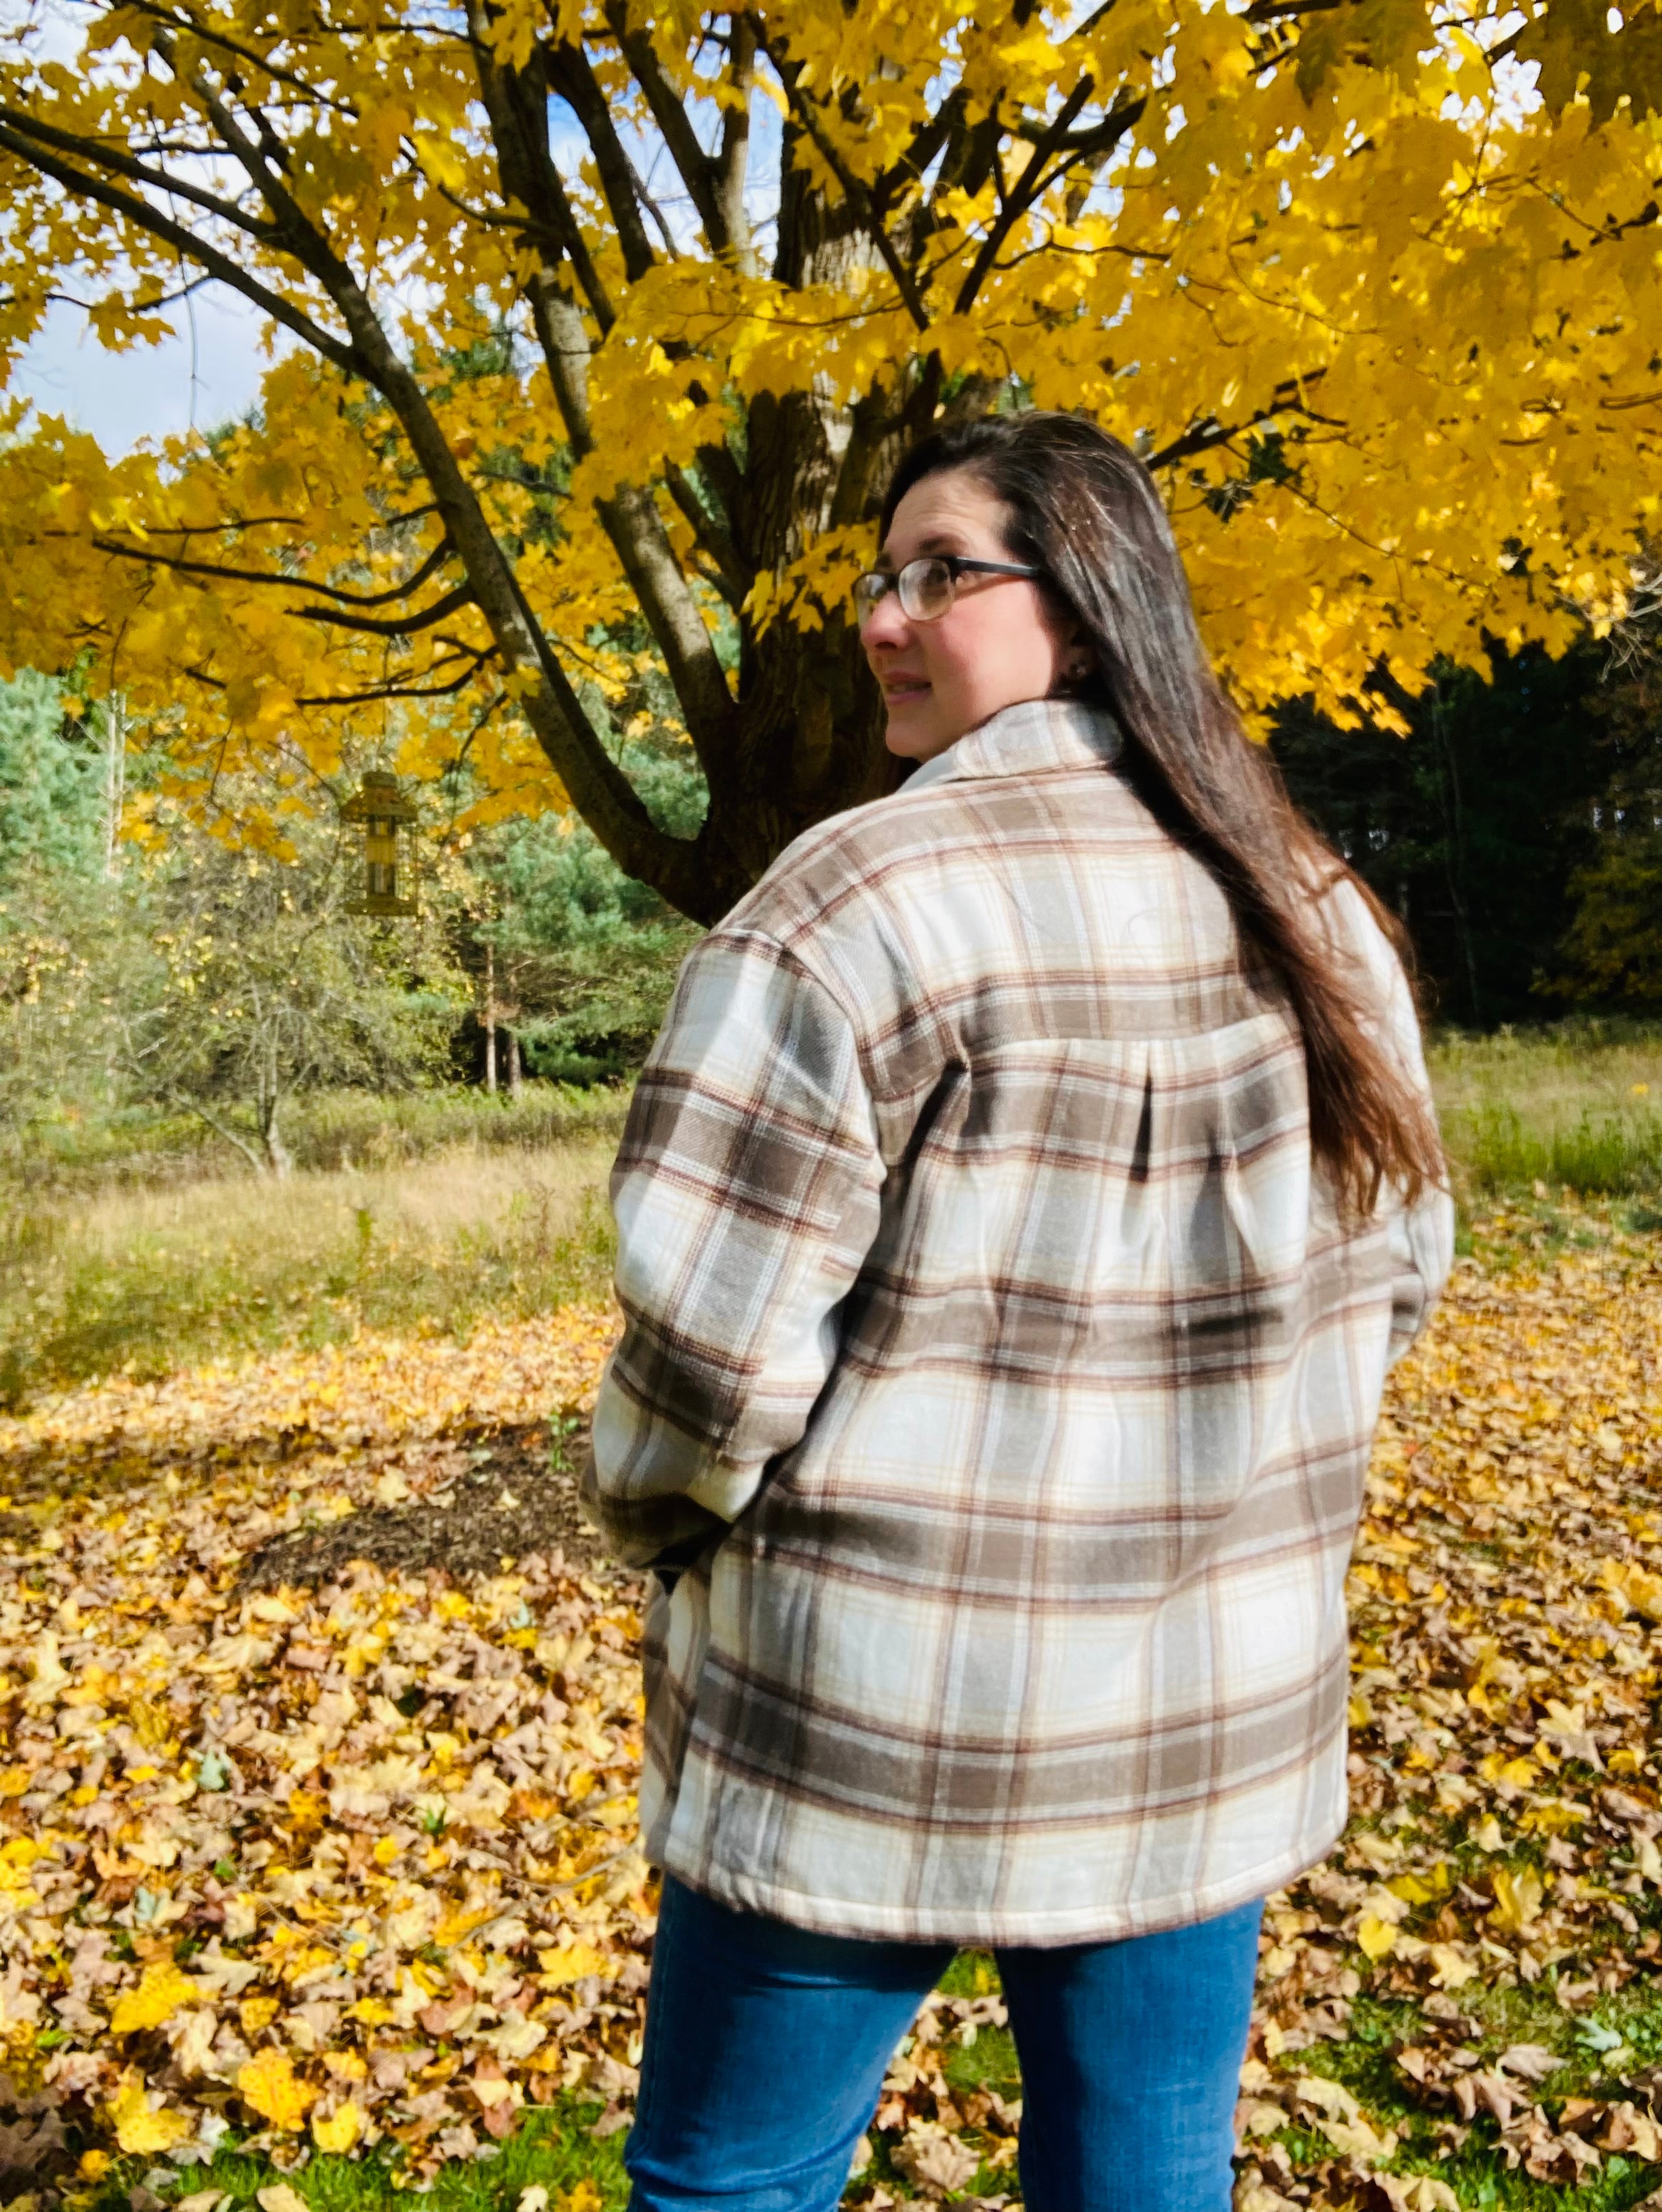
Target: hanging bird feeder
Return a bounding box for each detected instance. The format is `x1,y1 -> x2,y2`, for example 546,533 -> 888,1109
342,770 -> 418,916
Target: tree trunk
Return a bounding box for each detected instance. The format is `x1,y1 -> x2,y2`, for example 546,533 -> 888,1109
103,693 -> 125,880
506,1029 -> 522,1096
483,939 -> 498,1094
261,1099 -> 293,1180
681,375 -> 906,915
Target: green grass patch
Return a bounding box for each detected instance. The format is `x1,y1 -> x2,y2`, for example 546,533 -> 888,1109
1429,1020 -> 1662,1202
82,2097 -> 631,2212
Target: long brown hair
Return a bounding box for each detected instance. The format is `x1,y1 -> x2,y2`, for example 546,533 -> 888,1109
880,411 -> 1444,1213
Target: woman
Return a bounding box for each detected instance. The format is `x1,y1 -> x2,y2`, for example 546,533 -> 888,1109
582,412 -> 1453,2212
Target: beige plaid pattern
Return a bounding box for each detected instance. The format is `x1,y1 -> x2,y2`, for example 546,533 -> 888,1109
582,698 -> 1452,1944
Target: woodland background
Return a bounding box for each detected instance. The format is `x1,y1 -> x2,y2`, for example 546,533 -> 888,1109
7,604 -> 1662,1177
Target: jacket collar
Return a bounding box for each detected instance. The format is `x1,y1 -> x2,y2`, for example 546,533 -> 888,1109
898,696 -> 1123,794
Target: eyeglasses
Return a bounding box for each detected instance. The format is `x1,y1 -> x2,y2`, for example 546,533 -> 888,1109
852,554 -> 1044,627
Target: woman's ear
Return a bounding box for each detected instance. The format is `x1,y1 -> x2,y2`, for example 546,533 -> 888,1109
1057,622 -> 1097,693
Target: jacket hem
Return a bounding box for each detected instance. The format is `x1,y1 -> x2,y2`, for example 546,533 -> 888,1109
650,1818 -> 1347,1949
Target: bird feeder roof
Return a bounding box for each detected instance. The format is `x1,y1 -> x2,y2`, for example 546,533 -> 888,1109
341,770 -> 418,822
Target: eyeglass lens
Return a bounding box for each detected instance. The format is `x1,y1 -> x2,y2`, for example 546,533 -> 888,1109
855,558 -> 954,626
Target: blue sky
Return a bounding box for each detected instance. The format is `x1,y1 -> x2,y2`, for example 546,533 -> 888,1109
14,287 -> 274,452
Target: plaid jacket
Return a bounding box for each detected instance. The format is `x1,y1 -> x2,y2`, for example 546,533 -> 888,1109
582,697 -> 1452,1944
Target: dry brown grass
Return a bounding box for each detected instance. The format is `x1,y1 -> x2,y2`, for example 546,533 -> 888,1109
0,1140 -> 618,1405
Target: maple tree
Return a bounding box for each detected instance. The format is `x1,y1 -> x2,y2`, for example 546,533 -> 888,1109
0,0 -> 1658,920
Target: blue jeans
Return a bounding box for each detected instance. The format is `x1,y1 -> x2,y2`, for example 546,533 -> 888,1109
625,1875 -> 1262,2212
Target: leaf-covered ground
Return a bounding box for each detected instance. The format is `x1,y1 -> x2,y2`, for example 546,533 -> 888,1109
6,1213 -> 1662,2211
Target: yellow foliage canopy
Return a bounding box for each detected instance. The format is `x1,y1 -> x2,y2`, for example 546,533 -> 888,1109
0,0 -> 1657,913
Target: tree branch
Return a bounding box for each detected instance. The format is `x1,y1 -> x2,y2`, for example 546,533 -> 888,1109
666,467 -> 751,607
711,14 -> 758,274
746,15 -> 932,331
0,105 -> 278,244
875,84 -> 967,218
0,118 -> 366,379
91,532 -> 458,610
1145,371 -> 1335,468
602,0 -> 744,261
294,650 -> 496,706
463,16 -> 737,774
118,0 -> 365,120
542,38 -> 658,282
298,581 -> 479,636
953,80 -> 1121,316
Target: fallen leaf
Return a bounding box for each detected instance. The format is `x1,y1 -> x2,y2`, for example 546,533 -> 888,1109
1373,2178 -> 1461,2211
1490,1865 -> 1545,1933
107,2076 -> 193,2155
110,1958 -> 198,2035
1497,2042 -> 1563,2081
539,1940 -> 610,1985
238,2049 -> 319,2131
1600,2100 -> 1662,2160
1317,2112 -> 1398,2163
312,2100 -> 363,2152
892,2120 -> 981,2195
1357,1910 -> 1398,1961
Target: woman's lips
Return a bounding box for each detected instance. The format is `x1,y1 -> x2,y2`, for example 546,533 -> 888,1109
884,680 -> 931,703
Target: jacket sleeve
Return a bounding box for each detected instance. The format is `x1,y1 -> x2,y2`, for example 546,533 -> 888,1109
1328,881 -> 1454,1365
1380,947 -> 1456,1366
580,927 -> 885,1570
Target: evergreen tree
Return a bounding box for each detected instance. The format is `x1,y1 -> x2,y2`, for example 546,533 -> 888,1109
0,672 -> 107,885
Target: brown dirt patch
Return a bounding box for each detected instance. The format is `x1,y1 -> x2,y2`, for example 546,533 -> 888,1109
237,1415 -> 614,1590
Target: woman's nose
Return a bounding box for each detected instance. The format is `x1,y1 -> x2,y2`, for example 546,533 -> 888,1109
860,593 -> 912,650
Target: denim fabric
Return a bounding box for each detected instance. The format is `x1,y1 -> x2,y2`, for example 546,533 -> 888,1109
625,1875 -> 1263,2212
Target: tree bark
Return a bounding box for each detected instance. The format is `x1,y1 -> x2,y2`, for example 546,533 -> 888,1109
262,1107 -> 294,1180
483,940 -> 498,1095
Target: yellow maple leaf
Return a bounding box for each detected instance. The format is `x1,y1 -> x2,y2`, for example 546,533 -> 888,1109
538,1941 -> 610,1985
1602,1557 -> 1662,1621
559,2185 -> 605,2212
1489,1865 -> 1545,1934
110,1958 -> 198,2036
434,1900 -> 499,1946
312,2100 -> 363,2152
236,2049 -> 318,2130
1356,1911 -> 1398,1962
107,2076 -> 193,2154
1388,1865 -> 1450,1906
239,1994 -> 281,2036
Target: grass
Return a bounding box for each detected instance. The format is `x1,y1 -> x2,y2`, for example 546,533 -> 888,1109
80,2095 -> 634,2212
0,1142 -> 618,1406
1431,1021 -> 1662,1203
11,1021 -> 1662,1409
9,1080 -> 634,1196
